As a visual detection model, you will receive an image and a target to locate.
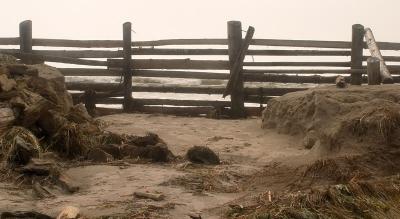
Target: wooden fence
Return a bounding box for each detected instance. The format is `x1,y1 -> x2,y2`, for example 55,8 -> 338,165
1,20 -> 400,118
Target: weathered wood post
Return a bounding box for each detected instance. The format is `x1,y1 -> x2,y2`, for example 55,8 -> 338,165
367,57 -> 381,85
227,21 -> 246,118
350,24 -> 364,85
19,20 -> 33,64
123,22 -> 133,111
364,28 -> 394,84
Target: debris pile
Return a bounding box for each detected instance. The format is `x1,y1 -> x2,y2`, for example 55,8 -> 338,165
0,54 -> 174,170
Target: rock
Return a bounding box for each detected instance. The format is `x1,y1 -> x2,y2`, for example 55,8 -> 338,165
10,89 -> 51,128
0,211 -> 52,219
57,173 -> 80,193
56,206 -> 80,219
87,148 -> 114,163
186,146 -> 220,165
0,74 -> 16,92
26,64 -> 73,113
0,105 -> 15,135
335,75 -> 347,88
7,136 -> 39,166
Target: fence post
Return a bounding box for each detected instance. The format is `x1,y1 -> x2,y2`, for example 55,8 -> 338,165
367,57 -> 381,85
19,20 -> 33,64
123,22 -> 133,111
227,21 -> 246,118
350,24 -> 364,85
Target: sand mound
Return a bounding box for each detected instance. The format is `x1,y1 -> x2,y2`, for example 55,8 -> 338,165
262,85 -> 400,152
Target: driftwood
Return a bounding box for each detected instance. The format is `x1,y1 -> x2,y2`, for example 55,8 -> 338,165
56,206 -> 80,219
133,191 -> 165,201
364,28 -> 393,83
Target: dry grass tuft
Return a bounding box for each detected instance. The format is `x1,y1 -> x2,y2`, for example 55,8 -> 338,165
0,127 -> 42,162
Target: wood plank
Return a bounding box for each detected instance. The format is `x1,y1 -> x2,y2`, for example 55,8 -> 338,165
107,59 -> 230,70
2,52 -> 107,66
0,37 -> 19,45
134,70 -> 228,80
133,98 -> 231,107
60,68 -> 121,76
133,48 -> 228,55
33,38 -> 123,48
0,49 -> 123,58
224,25 -> 254,97
243,69 -> 366,74
243,73 -> 371,84
66,83 -> 307,96
364,28 -> 393,83
251,39 -> 351,48
133,39 -> 228,47
247,49 -> 351,56
243,62 -> 351,67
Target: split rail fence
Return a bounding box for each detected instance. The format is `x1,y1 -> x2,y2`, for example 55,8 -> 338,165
1,20 -> 400,118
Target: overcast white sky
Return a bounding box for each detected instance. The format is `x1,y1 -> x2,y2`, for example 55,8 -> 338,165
1,0 -> 399,42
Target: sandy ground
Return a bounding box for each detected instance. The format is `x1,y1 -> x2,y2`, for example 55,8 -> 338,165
0,113 -> 311,218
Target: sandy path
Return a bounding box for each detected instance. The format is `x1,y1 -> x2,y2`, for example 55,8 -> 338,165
102,114 -> 306,166
0,114 -> 309,218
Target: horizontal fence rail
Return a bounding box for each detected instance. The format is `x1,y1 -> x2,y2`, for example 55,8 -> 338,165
1,20 -> 400,117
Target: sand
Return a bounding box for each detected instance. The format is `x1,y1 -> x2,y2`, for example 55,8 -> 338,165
0,113 -> 310,218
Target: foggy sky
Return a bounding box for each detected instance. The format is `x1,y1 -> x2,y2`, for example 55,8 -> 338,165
1,0 -> 400,42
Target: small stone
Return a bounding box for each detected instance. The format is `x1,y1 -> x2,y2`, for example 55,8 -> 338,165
56,206 -> 80,219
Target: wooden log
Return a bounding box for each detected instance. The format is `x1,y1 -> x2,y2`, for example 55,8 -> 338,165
363,56 -> 400,62
244,73 -> 334,83
243,69 -> 366,74
32,38 -> 123,48
123,22 -> 133,111
133,48 -> 228,56
107,59 -> 230,70
96,97 -> 124,104
132,85 -> 225,94
244,87 -> 307,96
133,191 -> 165,201
133,98 -> 231,107
364,28 -> 393,84
247,49 -> 351,56
134,70 -> 229,80
244,95 -> 273,104
60,68 -> 228,80
59,68 -> 121,77
66,82 -> 122,92
367,57 -> 381,85
19,20 -> 33,64
351,24 -> 364,85
225,21 -> 251,118
133,39 -> 228,47
250,39 -> 351,48
5,52 -> 108,66
66,83 -> 307,96
0,49 -> 123,58
243,62 -> 351,67
0,37 -> 19,45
